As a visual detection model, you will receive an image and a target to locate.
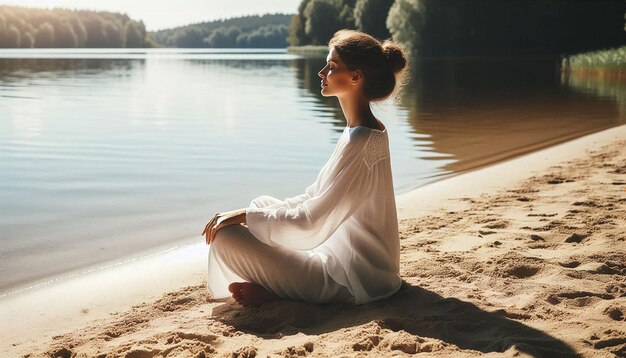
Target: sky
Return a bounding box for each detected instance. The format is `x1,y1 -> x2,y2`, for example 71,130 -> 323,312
0,0 -> 300,31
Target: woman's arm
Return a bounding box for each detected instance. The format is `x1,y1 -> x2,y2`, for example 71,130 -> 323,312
225,208 -> 247,224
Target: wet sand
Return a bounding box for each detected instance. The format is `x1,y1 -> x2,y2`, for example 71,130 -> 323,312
2,124 -> 625,357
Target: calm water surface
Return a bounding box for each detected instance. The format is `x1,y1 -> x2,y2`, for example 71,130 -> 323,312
0,48 -> 623,295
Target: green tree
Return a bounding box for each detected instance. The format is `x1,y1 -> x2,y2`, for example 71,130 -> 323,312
1,8 -> 18,30
54,21 -> 78,47
303,0 -> 342,45
354,0 -> 394,39
0,13 -> 10,47
104,21 -> 124,47
35,22 -> 54,47
151,13 -> 292,48
0,21 -> 8,48
0,5 -> 157,48
83,16 -> 107,47
125,21 -> 146,47
213,26 -> 241,47
144,34 -> 159,48
207,27 -> 229,47
246,24 -> 288,47
386,0 -> 424,57
288,0 -> 312,46
338,1 -> 356,29
173,27 -> 204,47
6,24 -> 20,47
20,30 -> 34,47
236,32 -> 250,47
69,16 -> 87,47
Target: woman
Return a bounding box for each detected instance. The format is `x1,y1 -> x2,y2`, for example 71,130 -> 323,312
202,29 -> 409,307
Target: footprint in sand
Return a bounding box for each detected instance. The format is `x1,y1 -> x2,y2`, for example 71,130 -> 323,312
50,347 -> 74,358
234,346 -> 257,358
603,305 -> 625,321
505,265 -> 540,278
280,342 -> 314,357
547,291 -> 615,307
595,262 -> 626,275
573,200 -> 598,207
528,213 -> 558,217
565,233 -> 587,243
558,260 -> 581,268
489,254 -> 543,279
530,234 -> 545,241
547,176 -> 573,184
609,165 -> 626,174
483,220 -> 510,229
589,329 -> 626,354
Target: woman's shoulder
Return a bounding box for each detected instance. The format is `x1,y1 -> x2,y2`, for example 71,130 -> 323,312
345,126 -> 373,151
347,126 -> 372,139
344,126 -> 389,169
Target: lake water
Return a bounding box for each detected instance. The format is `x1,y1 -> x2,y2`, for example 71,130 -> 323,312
0,48 -> 624,296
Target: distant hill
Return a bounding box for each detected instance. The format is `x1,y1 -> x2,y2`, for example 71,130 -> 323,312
0,5 -> 148,48
149,13 -> 294,48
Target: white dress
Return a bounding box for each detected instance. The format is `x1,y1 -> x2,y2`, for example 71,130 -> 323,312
207,125 -> 402,305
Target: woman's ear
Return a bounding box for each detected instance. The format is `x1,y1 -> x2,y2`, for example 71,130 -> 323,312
351,69 -> 363,85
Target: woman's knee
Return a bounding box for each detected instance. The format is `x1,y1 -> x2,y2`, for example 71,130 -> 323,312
210,225 -> 239,253
211,224 -> 256,257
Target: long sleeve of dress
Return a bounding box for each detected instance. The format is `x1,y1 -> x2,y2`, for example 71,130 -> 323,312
250,182 -> 315,212
282,182 -> 315,208
245,131 -> 372,251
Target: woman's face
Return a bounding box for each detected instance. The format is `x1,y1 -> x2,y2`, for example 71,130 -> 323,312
318,47 -> 356,97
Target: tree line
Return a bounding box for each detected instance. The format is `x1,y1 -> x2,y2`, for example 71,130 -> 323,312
290,0 -> 625,57
149,14 -> 292,48
0,5 -> 148,48
2,1 -> 623,54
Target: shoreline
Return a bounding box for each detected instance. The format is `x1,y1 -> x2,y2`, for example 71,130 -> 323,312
396,123 -> 626,219
2,124 -> 625,356
0,236 -> 202,300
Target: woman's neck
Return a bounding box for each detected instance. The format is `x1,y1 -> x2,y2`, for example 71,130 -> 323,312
338,94 -> 378,129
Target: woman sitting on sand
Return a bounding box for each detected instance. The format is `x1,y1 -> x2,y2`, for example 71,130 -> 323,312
202,29 -> 409,307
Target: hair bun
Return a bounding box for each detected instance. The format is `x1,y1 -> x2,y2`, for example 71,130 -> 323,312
382,42 -> 407,73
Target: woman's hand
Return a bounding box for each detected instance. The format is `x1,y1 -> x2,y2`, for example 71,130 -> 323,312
202,208 -> 246,245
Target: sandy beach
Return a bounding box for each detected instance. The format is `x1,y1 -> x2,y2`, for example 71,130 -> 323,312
2,124 -> 625,357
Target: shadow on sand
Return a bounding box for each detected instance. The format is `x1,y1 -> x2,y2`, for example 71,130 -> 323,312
211,280 -> 580,357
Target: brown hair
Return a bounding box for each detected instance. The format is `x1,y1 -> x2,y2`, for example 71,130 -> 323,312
328,29 -> 409,102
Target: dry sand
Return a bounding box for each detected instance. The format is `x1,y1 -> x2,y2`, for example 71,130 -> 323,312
3,125 -> 626,358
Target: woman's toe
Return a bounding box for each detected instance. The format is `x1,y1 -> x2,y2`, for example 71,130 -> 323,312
228,282 -> 244,293
234,293 -> 247,304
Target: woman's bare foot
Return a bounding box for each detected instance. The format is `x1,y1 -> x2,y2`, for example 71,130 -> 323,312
228,282 -> 280,307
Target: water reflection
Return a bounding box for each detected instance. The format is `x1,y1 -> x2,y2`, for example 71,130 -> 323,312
562,68 -> 626,115
401,58 -> 624,172
291,57 -> 347,132
0,58 -> 140,78
295,55 -> 625,173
